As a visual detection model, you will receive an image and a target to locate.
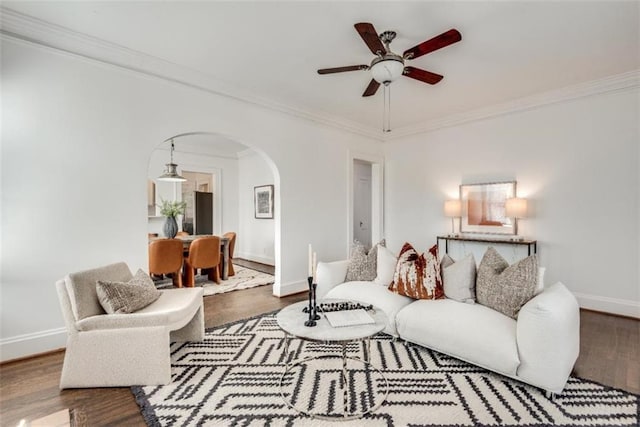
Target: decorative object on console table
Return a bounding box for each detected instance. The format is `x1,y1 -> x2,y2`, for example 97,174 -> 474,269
505,197 -> 528,239
460,181 -> 516,235
254,184 -> 274,219
443,199 -> 461,236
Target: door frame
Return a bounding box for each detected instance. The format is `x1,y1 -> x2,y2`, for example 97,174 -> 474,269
347,151 -> 384,255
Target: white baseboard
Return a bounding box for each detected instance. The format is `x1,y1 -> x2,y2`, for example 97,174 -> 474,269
236,251 -> 274,266
0,327 -> 67,362
574,292 -> 640,318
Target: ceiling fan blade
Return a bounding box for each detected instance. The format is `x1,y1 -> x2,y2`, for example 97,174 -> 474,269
403,29 -> 462,60
362,79 -> 381,97
317,65 -> 369,75
403,66 -> 444,84
354,22 -> 386,55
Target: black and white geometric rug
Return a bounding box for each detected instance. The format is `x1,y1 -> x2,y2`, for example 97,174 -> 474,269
132,313 -> 639,426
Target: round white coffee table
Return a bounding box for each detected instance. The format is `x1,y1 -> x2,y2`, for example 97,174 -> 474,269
276,299 -> 388,420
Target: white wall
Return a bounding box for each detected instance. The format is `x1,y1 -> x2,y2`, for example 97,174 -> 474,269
0,38 -> 381,360
237,151 -> 275,265
384,88 -> 640,317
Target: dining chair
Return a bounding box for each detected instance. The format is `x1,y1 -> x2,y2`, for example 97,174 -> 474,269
183,236 -> 221,287
222,232 -> 237,277
149,239 -> 184,287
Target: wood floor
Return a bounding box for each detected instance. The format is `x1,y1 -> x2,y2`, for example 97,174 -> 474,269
1,272 -> 638,426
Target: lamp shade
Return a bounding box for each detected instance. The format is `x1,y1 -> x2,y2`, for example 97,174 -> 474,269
444,200 -> 461,218
505,198 -> 527,218
158,163 -> 187,182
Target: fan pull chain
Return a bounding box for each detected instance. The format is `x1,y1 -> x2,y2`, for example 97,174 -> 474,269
383,83 -> 391,132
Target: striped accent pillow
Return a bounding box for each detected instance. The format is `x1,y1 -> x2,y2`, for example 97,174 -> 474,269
388,243 -> 444,300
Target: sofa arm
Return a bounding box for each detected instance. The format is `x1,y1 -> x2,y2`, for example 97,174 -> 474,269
516,282 -> 580,394
316,260 -> 350,299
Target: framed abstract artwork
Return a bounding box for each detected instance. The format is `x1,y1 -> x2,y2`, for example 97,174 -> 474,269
254,185 -> 274,219
459,181 -> 516,235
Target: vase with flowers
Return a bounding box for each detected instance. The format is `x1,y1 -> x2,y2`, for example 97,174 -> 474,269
159,199 -> 187,238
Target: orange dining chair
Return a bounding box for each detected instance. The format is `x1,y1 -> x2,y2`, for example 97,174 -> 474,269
148,239 -> 184,288
221,232 -> 237,277
183,236 -> 221,287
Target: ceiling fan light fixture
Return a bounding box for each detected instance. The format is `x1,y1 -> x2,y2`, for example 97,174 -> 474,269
370,56 -> 404,84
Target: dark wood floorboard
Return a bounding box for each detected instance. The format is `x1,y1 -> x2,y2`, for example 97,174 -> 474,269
0,291 -> 637,426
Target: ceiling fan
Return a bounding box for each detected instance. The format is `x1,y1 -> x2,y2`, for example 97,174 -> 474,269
317,23 -> 462,97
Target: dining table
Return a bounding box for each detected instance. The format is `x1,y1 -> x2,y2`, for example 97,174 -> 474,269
150,234 -> 231,280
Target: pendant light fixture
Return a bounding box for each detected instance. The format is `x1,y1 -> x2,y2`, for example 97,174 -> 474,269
157,139 -> 186,182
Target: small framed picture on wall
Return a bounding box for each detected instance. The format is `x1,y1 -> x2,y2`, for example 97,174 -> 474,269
254,185 -> 274,219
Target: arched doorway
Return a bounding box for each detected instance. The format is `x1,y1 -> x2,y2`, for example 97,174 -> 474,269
147,131 -> 280,293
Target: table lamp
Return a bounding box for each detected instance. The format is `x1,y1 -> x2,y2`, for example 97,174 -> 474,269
444,200 -> 461,236
505,197 -> 527,239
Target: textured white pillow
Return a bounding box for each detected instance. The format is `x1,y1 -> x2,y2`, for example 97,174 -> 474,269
374,245 -> 397,286
440,253 -> 476,303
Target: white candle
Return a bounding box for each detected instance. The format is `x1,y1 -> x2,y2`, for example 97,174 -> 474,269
308,244 -> 313,277
312,252 -> 317,282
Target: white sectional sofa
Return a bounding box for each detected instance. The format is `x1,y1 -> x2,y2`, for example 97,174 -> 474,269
316,259 -> 580,395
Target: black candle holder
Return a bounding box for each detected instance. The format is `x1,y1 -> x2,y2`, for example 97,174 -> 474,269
303,276 -> 320,326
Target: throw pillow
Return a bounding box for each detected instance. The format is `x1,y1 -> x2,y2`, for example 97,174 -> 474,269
96,269 -> 161,314
388,243 -> 444,300
440,253 -> 476,303
345,239 -> 385,282
374,245 -> 397,286
476,247 -> 538,319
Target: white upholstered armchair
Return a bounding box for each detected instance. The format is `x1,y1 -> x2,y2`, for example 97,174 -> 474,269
55,262 -> 204,389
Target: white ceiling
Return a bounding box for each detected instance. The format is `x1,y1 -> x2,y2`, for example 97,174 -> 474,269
4,1 -> 639,135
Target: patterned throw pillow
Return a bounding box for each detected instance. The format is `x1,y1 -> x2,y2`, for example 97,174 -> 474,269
96,269 -> 161,314
388,243 -> 444,300
476,247 -> 538,319
345,240 -> 385,282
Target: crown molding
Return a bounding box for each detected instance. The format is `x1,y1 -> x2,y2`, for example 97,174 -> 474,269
385,69 -> 640,141
0,7 -> 384,142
